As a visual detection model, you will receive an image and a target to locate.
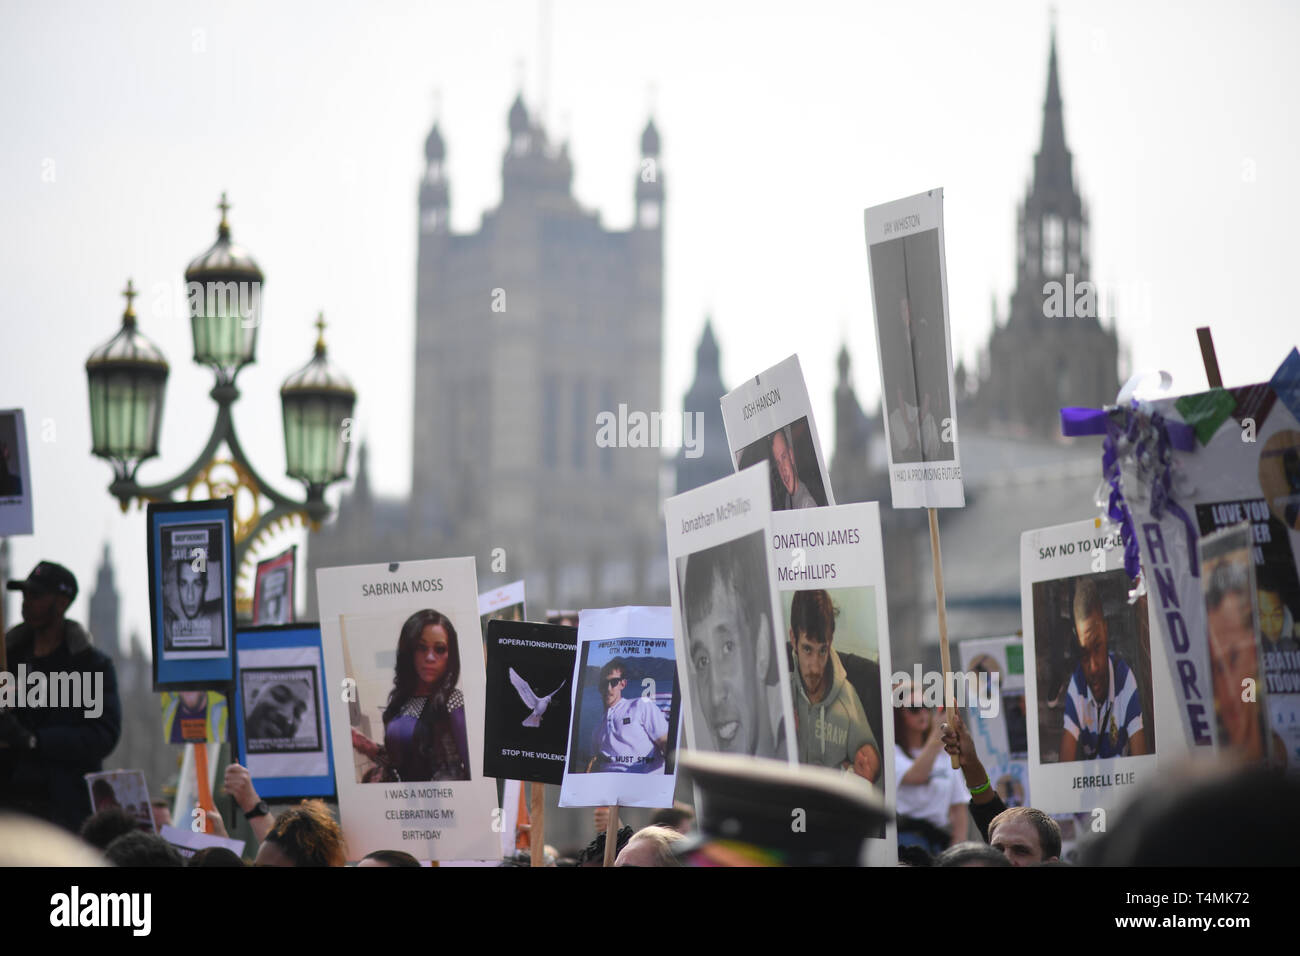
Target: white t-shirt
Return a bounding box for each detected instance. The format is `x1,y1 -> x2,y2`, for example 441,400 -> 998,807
894,745 -> 969,830
593,697 -> 668,773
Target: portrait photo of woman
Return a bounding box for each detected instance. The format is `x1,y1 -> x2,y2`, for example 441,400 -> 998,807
351,609 -> 472,782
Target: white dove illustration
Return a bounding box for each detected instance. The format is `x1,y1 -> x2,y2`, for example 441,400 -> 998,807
509,668 -> 567,728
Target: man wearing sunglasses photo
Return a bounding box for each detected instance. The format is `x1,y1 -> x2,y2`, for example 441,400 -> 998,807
587,658 -> 669,773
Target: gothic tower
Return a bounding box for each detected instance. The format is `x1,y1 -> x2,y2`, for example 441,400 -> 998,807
978,30 -> 1119,436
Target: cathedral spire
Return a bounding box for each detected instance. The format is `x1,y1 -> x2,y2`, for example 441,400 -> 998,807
1036,27 -> 1070,195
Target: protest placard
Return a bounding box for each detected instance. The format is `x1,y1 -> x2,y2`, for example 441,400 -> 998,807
234,623 -> 336,800
146,499 -> 236,688
1022,518 -> 1165,813
664,463 -> 795,763
317,556 -> 498,861
863,189 -> 964,510
720,354 -> 835,511
0,409 -> 33,536
253,546 -> 296,626
482,619 -> 576,785
770,502 -> 895,849
558,606 -> 680,809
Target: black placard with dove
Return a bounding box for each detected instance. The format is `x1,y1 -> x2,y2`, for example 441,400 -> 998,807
482,619 -> 577,784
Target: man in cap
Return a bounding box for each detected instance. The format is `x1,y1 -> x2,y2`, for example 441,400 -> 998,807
0,561 -> 122,831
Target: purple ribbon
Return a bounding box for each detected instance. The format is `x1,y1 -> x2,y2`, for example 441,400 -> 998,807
1060,403 -> 1200,581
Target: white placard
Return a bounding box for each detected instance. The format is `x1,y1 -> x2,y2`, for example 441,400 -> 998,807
771,502 -> 896,854
863,189 -> 964,509
159,824 -> 245,860
720,354 -> 835,511
479,579 -> 526,617
664,463 -> 795,763
558,606 -> 680,808
1022,518 -> 1161,814
238,644 -> 330,780
317,556 -> 499,861
0,409 -> 33,536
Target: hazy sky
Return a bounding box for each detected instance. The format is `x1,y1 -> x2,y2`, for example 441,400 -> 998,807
2,0 -> 1297,651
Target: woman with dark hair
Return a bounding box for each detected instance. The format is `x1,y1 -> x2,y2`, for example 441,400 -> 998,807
893,679 -> 968,857
350,609 -> 471,782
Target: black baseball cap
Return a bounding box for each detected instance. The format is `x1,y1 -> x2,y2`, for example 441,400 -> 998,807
6,561 -> 78,601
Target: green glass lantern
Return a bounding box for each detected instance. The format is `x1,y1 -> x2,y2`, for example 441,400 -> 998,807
85,280 -> 170,474
281,314 -> 356,489
184,193 -> 263,377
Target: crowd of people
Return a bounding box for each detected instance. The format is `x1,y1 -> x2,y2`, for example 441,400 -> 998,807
4,557 -> 1300,867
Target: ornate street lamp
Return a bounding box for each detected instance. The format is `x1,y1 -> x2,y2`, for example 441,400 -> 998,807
86,196 -> 358,602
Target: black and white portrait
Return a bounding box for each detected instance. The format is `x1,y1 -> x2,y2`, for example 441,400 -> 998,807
161,523 -> 227,653
676,530 -> 787,760
242,666 -> 321,754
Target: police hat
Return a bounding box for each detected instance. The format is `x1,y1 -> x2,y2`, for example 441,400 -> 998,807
674,751 -> 892,866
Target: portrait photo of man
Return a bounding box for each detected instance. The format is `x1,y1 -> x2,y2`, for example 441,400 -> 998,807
735,417 -> 828,513
1204,552 -> 1286,766
244,672 -> 317,752
164,559 -> 224,649
678,531 -> 787,759
586,657 -> 669,774
786,589 -> 879,783
161,690 -> 229,744
771,427 -> 817,510
255,568 -> 289,625
160,524 -> 227,653
1058,577 -> 1147,762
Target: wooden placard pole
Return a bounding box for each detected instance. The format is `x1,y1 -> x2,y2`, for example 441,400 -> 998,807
927,507 -> 960,769
193,743 -> 216,833
1196,326 -> 1223,389
529,782 -> 545,867
603,802 -> 619,867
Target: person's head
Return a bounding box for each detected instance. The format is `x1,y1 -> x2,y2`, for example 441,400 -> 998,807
248,680 -> 309,740
91,778 -> 119,811
255,800 -> 346,867
388,609 -> 461,717
615,825 -> 684,867
0,812 -> 106,866
1072,577 -> 1111,703
8,560 -> 77,630
178,690 -> 207,712
936,842 -> 1012,867
104,831 -> 184,867
892,677 -> 933,754
189,847 -> 245,867
359,849 -> 421,868
176,560 -> 208,619
989,807 -> 1061,866
1257,583 -> 1286,645
649,804 -> 695,834
789,589 -> 835,702
576,825 -> 635,867
682,534 -> 773,754
150,800 -> 172,830
80,808 -> 140,850
1085,762 -> 1300,866
771,428 -> 798,496
1206,559 -> 1263,756
599,658 -> 629,710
